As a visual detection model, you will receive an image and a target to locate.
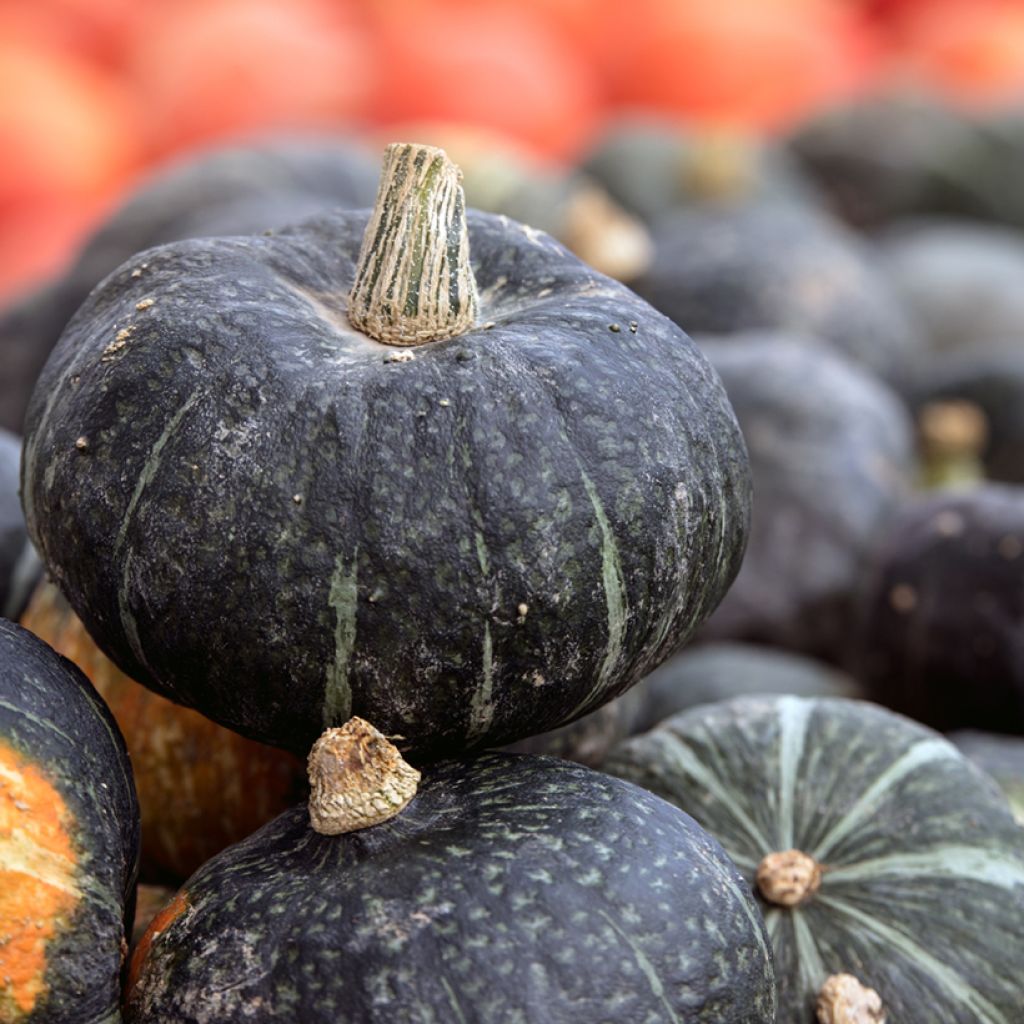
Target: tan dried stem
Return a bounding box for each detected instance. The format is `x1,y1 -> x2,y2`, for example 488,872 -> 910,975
755,849 -> 823,907
817,973 -> 886,1024
308,718 -> 421,835
348,142 -> 478,346
561,180 -> 652,282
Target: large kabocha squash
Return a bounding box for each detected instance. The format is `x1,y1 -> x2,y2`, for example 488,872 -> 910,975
0,429 -> 41,621
606,696 -> 1024,1023
950,731 -> 1024,824
22,143 -> 751,761
851,485 -> 1024,733
0,135 -> 379,432
20,579 -> 305,883
694,335 -> 914,663
0,618 -> 139,1022
126,741 -> 776,1023
631,199 -> 923,385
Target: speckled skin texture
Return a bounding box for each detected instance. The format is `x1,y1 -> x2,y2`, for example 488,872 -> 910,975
0,618 -> 139,1023
634,642 -> 863,733
631,201 -> 923,385
852,486 -> 1024,734
0,430 -> 41,620
0,137 -> 379,434
910,340 -> 1024,485
693,337 -> 914,663
126,753 -> 776,1023
22,208 -> 750,760
606,696 -> 1024,1024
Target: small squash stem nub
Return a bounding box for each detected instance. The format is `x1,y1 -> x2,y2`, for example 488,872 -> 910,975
918,398 -> 988,490
755,849 -> 823,907
816,974 -> 886,1024
348,142 -> 478,346
308,718 -> 421,835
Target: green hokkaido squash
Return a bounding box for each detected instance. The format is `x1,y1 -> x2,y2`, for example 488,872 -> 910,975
22,143 -> 750,761
606,696 -> 1024,1024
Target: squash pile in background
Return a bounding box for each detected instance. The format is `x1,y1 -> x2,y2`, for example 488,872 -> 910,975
3,0 -> 1024,1020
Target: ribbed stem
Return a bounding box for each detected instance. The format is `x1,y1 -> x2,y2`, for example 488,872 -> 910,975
348,143 -> 478,346
307,718 -> 421,835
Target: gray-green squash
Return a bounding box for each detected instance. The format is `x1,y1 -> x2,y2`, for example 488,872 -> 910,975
22,143 -> 750,761
606,696 -> 1024,1024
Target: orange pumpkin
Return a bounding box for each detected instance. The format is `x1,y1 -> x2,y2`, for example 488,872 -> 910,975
20,580 -> 305,884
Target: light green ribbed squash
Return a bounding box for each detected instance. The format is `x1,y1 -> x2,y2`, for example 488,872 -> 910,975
605,696 -> 1024,1024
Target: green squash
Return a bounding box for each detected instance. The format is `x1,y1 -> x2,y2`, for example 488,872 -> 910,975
0,619 -> 139,1022
0,429 -> 41,620
22,143 -> 750,761
126,752 -> 776,1023
633,201 -> 923,385
950,731 -> 1024,825
606,696 -> 1024,1023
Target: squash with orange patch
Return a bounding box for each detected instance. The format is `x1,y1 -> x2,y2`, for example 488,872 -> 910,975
20,579 -> 305,883
0,618 -> 138,1023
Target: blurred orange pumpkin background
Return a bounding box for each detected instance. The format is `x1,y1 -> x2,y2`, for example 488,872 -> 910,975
5,0 -> 1024,303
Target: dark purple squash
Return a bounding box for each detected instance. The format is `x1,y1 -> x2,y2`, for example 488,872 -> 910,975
22,143 -> 751,761
852,485 -> 1024,734
0,618 -> 139,1022
694,335 -> 915,663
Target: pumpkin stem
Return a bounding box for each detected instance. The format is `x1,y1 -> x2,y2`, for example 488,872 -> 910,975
816,973 -> 886,1024
917,399 -> 987,490
561,180 -> 652,283
348,142 -> 478,346
684,130 -> 758,202
755,849 -> 822,907
307,718 -> 421,835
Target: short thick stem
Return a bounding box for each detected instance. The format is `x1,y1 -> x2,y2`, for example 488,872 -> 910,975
918,399 -> 987,490
348,143 -> 478,346
756,849 -> 822,907
816,973 -> 886,1024
307,718 -> 420,835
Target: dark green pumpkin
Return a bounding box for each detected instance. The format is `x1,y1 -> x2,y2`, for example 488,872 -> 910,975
634,641 -> 863,733
125,753 -> 776,1023
606,696 -> 1024,1024
632,200 -> 923,385
22,203 -> 750,761
694,336 -> 915,662
0,618 -> 139,1022
852,485 -> 1024,733
0,430 -> 41,621
0,136 -> 379,434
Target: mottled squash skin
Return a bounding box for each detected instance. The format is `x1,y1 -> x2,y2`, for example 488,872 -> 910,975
0,619 -> 139,1023
0,430 -> 40,621
606,696 -> 1024,1024
126,754 -> 776,1023
852,486 -> 1024,734
22,209 -> 750,761
950,731 -> 1024,825
696,337 -> 915,663
0,137 -> 379,434
20,579 -> 305,884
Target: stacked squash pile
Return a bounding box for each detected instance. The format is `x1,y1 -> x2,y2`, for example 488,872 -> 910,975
4,50 -> 1024,1024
